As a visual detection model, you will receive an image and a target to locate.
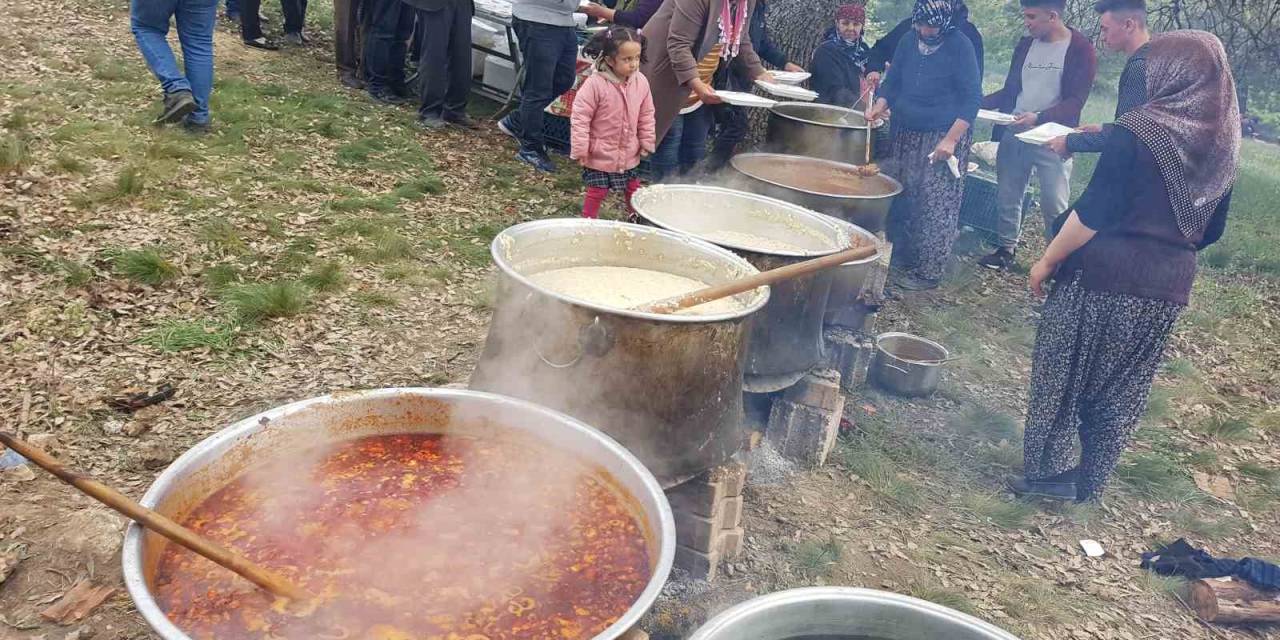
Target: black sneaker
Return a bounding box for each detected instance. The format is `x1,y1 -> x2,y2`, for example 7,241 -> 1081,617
890,270 -> 939,291
154,90 -> 197,125
978,248 -> 1016,271
284,31 -> 308,45
368,90 -> 408,106
444,115 -> 481,131
243,36 -> 280,51
1008,476 -> 1077,500
416,115 -> 447,130
338,71 -> 364,90
516,148 -> 556,173
183,119 -> 212,135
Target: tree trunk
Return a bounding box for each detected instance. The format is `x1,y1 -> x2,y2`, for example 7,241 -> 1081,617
1189,577 -> 1280,624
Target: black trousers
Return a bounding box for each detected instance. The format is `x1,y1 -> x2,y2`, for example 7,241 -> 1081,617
416,1 -> 473,119
334,0 -> 365,76
363,0 -> 413,92
240,0 -> 264,40
281,0 -> 308,34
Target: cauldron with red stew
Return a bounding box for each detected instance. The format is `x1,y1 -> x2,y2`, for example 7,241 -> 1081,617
122,389 -> 675,640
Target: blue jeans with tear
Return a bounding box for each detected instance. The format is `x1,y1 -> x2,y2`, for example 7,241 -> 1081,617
131,0 -> 218,124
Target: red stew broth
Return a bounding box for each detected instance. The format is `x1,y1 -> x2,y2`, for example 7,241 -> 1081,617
154,433 -> 651,639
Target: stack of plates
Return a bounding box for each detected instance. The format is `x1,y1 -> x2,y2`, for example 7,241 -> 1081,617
714,91 -> 777,108
1015,122 -> 1075,145
769,70 -> 811,85
754,80 -> 818,102
976,109 -> 1016,125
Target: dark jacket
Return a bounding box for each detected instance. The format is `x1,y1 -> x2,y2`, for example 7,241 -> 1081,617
1063,127 -> 1231,305
403,0 -> 473,13
810,32 -> 867,108
1067,42 -> 1149,153
603,0 -> 662,28
879,30 -> 981,131
983,28 -> 1097,139
867,18 -> 984,78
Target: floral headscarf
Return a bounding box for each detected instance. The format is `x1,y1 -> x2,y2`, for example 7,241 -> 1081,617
912,0 -> 955,47
826,5 -> 870,69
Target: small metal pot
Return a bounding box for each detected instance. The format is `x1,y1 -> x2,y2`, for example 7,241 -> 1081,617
688,587 -> 1020,640
872,332 -> 950,397
631,184 -> 851,391
766,102 -> 883,165
728,153 -> 903,233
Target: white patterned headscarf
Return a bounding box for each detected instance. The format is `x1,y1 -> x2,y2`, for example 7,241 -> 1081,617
1116,30 -> 1241,239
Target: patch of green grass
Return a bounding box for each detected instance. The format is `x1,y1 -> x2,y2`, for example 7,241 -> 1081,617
112,248 -> 178,285
54,153 -> 88,174
1116,452 -> 1203,503
1139,573 -> 1187,597
1163,358 -> 1198,379
89,56 -> 133,81
950,403 -> 1020,443
224,281 -> 310,322
336,137 -> 386,165
1142,386 -> 1175,425
114,164 -> 147,197
789,535 -> 842,577
1196,417 -> 1253,441
836,440 -> 924,513
963,493 -> 1037,529
980,440 -> 1023,470
353,291 -> 400,308
138,319 -> 237,352
424,265 -> 453,282
1186,449 -> 1221,472
1199,241 -> 1234,269
302,261 -> 345,292
1239,462 -> 1277,482
0,134 -> 29,172
367,229 -> 415,262
4,111 -> 32,131
904,584 -> 976,616
202,264 -> 242,291
382,263 -> 420,282
1172,510 -> 1243,538
55,259 -> 94,287
997,580 -> 1078,625
146,140 -> 201,161
199,219 -> 247,254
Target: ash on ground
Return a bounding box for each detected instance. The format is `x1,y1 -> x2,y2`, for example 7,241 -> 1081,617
744,442 -> 795,486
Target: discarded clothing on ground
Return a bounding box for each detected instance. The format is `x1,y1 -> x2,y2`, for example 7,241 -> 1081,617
1141,538 -> 1280,591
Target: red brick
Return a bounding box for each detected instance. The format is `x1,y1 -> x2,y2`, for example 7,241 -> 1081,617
674,543 -> 721,580
721,527 -> 745,560
666,476 -> 725,518
719,495 -> 744,530
783,371 -> 844,412
674,510 -> 722,553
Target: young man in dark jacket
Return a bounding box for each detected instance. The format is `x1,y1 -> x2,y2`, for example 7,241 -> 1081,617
977,0 -> 1096,270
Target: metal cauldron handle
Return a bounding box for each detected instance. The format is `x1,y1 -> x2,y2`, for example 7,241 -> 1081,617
534,316 -> 613,369
880,355 -> 961,374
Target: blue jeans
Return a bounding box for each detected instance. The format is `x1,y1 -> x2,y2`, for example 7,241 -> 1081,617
650,108 -> 711,182
131,0 -> 218,124
511,18 -> 577,155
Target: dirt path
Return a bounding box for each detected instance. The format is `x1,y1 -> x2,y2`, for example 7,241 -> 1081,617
2,1 -> 1278,639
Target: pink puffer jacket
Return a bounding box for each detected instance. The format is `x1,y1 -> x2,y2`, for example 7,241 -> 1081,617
570,70 -> 657,173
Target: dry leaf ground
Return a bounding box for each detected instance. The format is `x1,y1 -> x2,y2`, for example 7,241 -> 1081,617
2,1 -> 1279,639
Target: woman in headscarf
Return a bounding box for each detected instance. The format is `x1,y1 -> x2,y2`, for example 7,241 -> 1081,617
1011,31 -> 1240,503
639,0 -> 772,144
810,4 -> 871,108
865,0 -> 981,290
866,0 -> 983,83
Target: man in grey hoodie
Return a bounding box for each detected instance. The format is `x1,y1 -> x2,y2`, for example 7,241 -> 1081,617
497,0 -> 581,172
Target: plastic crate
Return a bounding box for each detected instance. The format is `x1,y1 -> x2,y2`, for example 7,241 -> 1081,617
543,113 -> 572,155
959,170 -> 1034,240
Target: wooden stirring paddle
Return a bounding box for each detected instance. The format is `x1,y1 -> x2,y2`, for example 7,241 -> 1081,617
633,243 -> 878,315
0,431 -> 313,605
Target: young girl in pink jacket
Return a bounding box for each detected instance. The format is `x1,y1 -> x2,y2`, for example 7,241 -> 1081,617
570,26 -> 657,219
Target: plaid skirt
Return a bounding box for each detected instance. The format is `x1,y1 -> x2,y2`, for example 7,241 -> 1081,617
583,167 -> 638,192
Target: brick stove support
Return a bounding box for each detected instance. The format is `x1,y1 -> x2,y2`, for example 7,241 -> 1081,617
765,371 -> 845,468
666,459 -> 748,580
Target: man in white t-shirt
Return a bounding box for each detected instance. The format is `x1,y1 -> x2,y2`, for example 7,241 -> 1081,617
978,0 -> 1097,271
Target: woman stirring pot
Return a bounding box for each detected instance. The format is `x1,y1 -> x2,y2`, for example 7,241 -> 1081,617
1012,31 -> 1241,503
865,0 -> 981,291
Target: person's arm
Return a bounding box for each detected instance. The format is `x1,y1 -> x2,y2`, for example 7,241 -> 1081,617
1030,128 -> 1139,294
866,19 -> 909,74
953,35 -> 981,127
1197,190 -> 1233,249
751,2 -> 788,68
638,78 -> 658,154
872,30 -> 910,114
569,79 -> 599,162
1037,32 -> 1097,127
667,0 -> 710,86
611,0 -> 663,28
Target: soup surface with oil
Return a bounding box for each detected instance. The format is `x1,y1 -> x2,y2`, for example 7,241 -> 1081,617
154,433 -> 651,640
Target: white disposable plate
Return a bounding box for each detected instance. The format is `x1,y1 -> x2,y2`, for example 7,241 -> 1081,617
769,70 -> 811,85
754,80 -> 818,101
1015,122 -> 1075,145
977,108 -> 1016,124
715,91 -> 777,108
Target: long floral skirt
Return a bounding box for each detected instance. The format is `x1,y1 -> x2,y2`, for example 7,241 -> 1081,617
884,128 -> 972,282
1022,273 -> 1184,500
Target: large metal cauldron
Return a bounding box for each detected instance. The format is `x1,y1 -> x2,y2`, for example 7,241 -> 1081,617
766,102 -> 885,165
471,219 -> 769,486
631,184 -> 849,392
122,388 -> 676,640
689,588 -> 1021,640
823,217 -> 884,324
729,152 -> 903,233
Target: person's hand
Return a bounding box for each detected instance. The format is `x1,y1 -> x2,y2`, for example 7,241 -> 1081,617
1029,257 -> 1059,297
1047,135 -> 1070,158
756,71 -> 776,83
865,98 -> 888,123
929,137 -> 956,164
1076,123 -> 1103,134
694,82 -> 723,105
784,62 -> 805,73
865,71 -> 881,87
1011,111 -> 1038,133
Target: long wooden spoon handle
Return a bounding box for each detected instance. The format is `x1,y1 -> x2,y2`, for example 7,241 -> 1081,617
636,244 -> 878,315
0,432 -> 311,603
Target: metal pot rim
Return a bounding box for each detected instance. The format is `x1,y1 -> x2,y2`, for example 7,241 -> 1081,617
490,219 -> 770,324
121,387 -> 677,640
875,331 -> 950,366
687,587 -> 1021,640
730,152 -> 905,201
632,184 -> 852,258
769,101 -> 884,131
